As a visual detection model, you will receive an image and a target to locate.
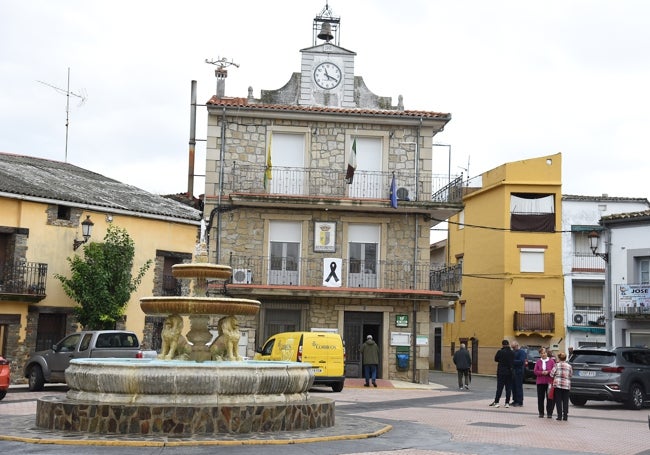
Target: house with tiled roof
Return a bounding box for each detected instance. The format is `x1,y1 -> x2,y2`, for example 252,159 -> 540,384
598,209 -> 650,348
199,5 -> 464,384
0,152 -> 201,381
561,195 -> 650,350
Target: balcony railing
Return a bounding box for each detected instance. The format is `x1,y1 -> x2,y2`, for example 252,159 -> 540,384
513,311 -> 555,332
0,261 -> 48,296
613,284 -> 650,318
220,164 -> 463,204
226,255 -> 462,292
571,252 -> 606,272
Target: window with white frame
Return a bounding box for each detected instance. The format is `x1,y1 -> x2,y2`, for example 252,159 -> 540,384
520,247 -> 545,273
269,221 -> 301,285
347,224 -> 380,288
269,133 -> 305,195
348,137 -> 383,199
639,258 -> 650,284
573,282 -> 604,310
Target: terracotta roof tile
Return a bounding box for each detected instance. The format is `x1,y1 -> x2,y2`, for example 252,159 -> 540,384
206,96 -> 451,119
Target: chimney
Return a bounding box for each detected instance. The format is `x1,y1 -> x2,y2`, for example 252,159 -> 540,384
216,68 -> 227,98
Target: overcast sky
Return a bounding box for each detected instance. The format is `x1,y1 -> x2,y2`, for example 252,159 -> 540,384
2,1 -> 649,203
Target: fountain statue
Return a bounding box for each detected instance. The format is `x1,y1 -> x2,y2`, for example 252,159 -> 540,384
35,238 -> 335,435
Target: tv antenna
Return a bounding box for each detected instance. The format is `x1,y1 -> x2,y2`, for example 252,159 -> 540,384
37,67 -> 87,163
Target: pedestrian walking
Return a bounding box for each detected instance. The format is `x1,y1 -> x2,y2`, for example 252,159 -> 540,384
360,334 -> 380,387
489,339 -> 514,408
452,343 -> 472,390
550,351 -> 573,421
534,347 -> 556,418
511,341 -> 526,406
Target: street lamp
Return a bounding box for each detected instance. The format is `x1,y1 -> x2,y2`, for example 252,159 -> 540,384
587,229 -> 612,348
587,230 -> 609,262
73,215 -> 94,250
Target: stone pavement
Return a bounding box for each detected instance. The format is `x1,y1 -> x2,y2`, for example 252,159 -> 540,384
0,374 -> 649,455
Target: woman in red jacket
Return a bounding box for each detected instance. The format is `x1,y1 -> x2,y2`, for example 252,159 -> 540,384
534,347 -> 556,418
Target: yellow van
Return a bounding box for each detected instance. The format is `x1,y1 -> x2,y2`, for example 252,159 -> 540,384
254,331 -> 346,392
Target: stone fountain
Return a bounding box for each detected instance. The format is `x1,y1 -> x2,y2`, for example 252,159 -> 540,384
35,239 -> 335,435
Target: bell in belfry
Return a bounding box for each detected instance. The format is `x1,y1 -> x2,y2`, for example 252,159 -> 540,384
317,22 -> 333,42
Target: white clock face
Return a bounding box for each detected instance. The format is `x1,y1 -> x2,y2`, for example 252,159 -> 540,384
314,62 -> 341,90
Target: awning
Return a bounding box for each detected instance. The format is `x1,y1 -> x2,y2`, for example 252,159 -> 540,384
568,325 -> 605,334
571,225 -> 602,232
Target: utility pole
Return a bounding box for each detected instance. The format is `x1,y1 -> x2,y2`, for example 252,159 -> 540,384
37,67 -> 87,162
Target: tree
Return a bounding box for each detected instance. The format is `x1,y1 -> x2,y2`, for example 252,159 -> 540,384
56,224 -> 152,330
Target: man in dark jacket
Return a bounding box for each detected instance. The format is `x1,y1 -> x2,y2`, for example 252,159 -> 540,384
360,335 -> 380,387
489,339 -> 514,408
511,341 -> 527,406
452,343 -> 472,390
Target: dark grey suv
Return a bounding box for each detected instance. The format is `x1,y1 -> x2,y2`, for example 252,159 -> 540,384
569,347 -> 650,410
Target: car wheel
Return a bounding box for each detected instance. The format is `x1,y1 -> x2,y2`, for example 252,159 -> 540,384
626,383 -> 645,410
28,365 -> 45,392
569,395 -> 587,406
0,390 -> 6,400
331,382 -> 344,392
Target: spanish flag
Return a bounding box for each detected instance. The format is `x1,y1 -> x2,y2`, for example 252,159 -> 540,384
264,132 -> 272,189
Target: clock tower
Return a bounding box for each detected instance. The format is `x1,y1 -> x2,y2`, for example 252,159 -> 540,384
299,3 -> 356,108
259,3 -> 398,111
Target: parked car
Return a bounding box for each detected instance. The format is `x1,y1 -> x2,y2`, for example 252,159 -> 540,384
24,330 -> 157,391
523,348 -> 541,383
0,356 -> 9,400
569,347 -> 650,410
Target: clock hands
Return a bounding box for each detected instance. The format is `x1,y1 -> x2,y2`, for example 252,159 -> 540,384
324,69 -> 339,82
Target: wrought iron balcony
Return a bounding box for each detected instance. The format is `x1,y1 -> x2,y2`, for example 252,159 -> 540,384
571,252 -> 606,272
0,261 -> 48,299
570,309 -> 605,327
219,164 -> 464,204
227,255 -> 462,292
513,311 -> 555,333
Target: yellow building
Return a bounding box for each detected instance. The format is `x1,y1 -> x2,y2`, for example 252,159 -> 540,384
0,153 -> 201,382
444,153 -> 564,374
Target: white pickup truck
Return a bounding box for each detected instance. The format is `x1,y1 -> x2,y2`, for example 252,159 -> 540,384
23,330 -> 157,391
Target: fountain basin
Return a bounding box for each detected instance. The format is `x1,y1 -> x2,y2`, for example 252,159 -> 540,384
36,359 -> 335,435
172,263 -> 232,279
140,296 -> 260,316
64,358 -> 314,405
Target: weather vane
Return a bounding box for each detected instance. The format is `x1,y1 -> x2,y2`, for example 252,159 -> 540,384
37,67 -> 87,163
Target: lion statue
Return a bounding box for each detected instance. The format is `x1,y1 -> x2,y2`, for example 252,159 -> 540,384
209,315 -> 241,361
159,314 -> 191,360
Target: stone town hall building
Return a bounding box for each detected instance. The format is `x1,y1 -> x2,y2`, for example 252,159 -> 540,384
200,5 -> 463,383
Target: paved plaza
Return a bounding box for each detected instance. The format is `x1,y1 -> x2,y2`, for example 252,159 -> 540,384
1,371 -> 649,455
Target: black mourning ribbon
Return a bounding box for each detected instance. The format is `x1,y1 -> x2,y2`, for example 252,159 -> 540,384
325,261 -> 339,282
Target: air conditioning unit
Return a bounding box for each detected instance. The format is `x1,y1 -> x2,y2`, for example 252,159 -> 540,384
396,187 -> 411,201
573,313 -> 588,324
232,269 -> 252,284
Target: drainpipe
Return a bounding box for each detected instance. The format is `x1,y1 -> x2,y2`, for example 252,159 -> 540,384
412,214 -> 419,383
188,81 -> 197,198
215,107 -> 227,263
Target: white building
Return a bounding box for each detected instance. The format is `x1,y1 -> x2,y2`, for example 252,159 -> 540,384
601,210 -> 650,348
561,195 -> 649,350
